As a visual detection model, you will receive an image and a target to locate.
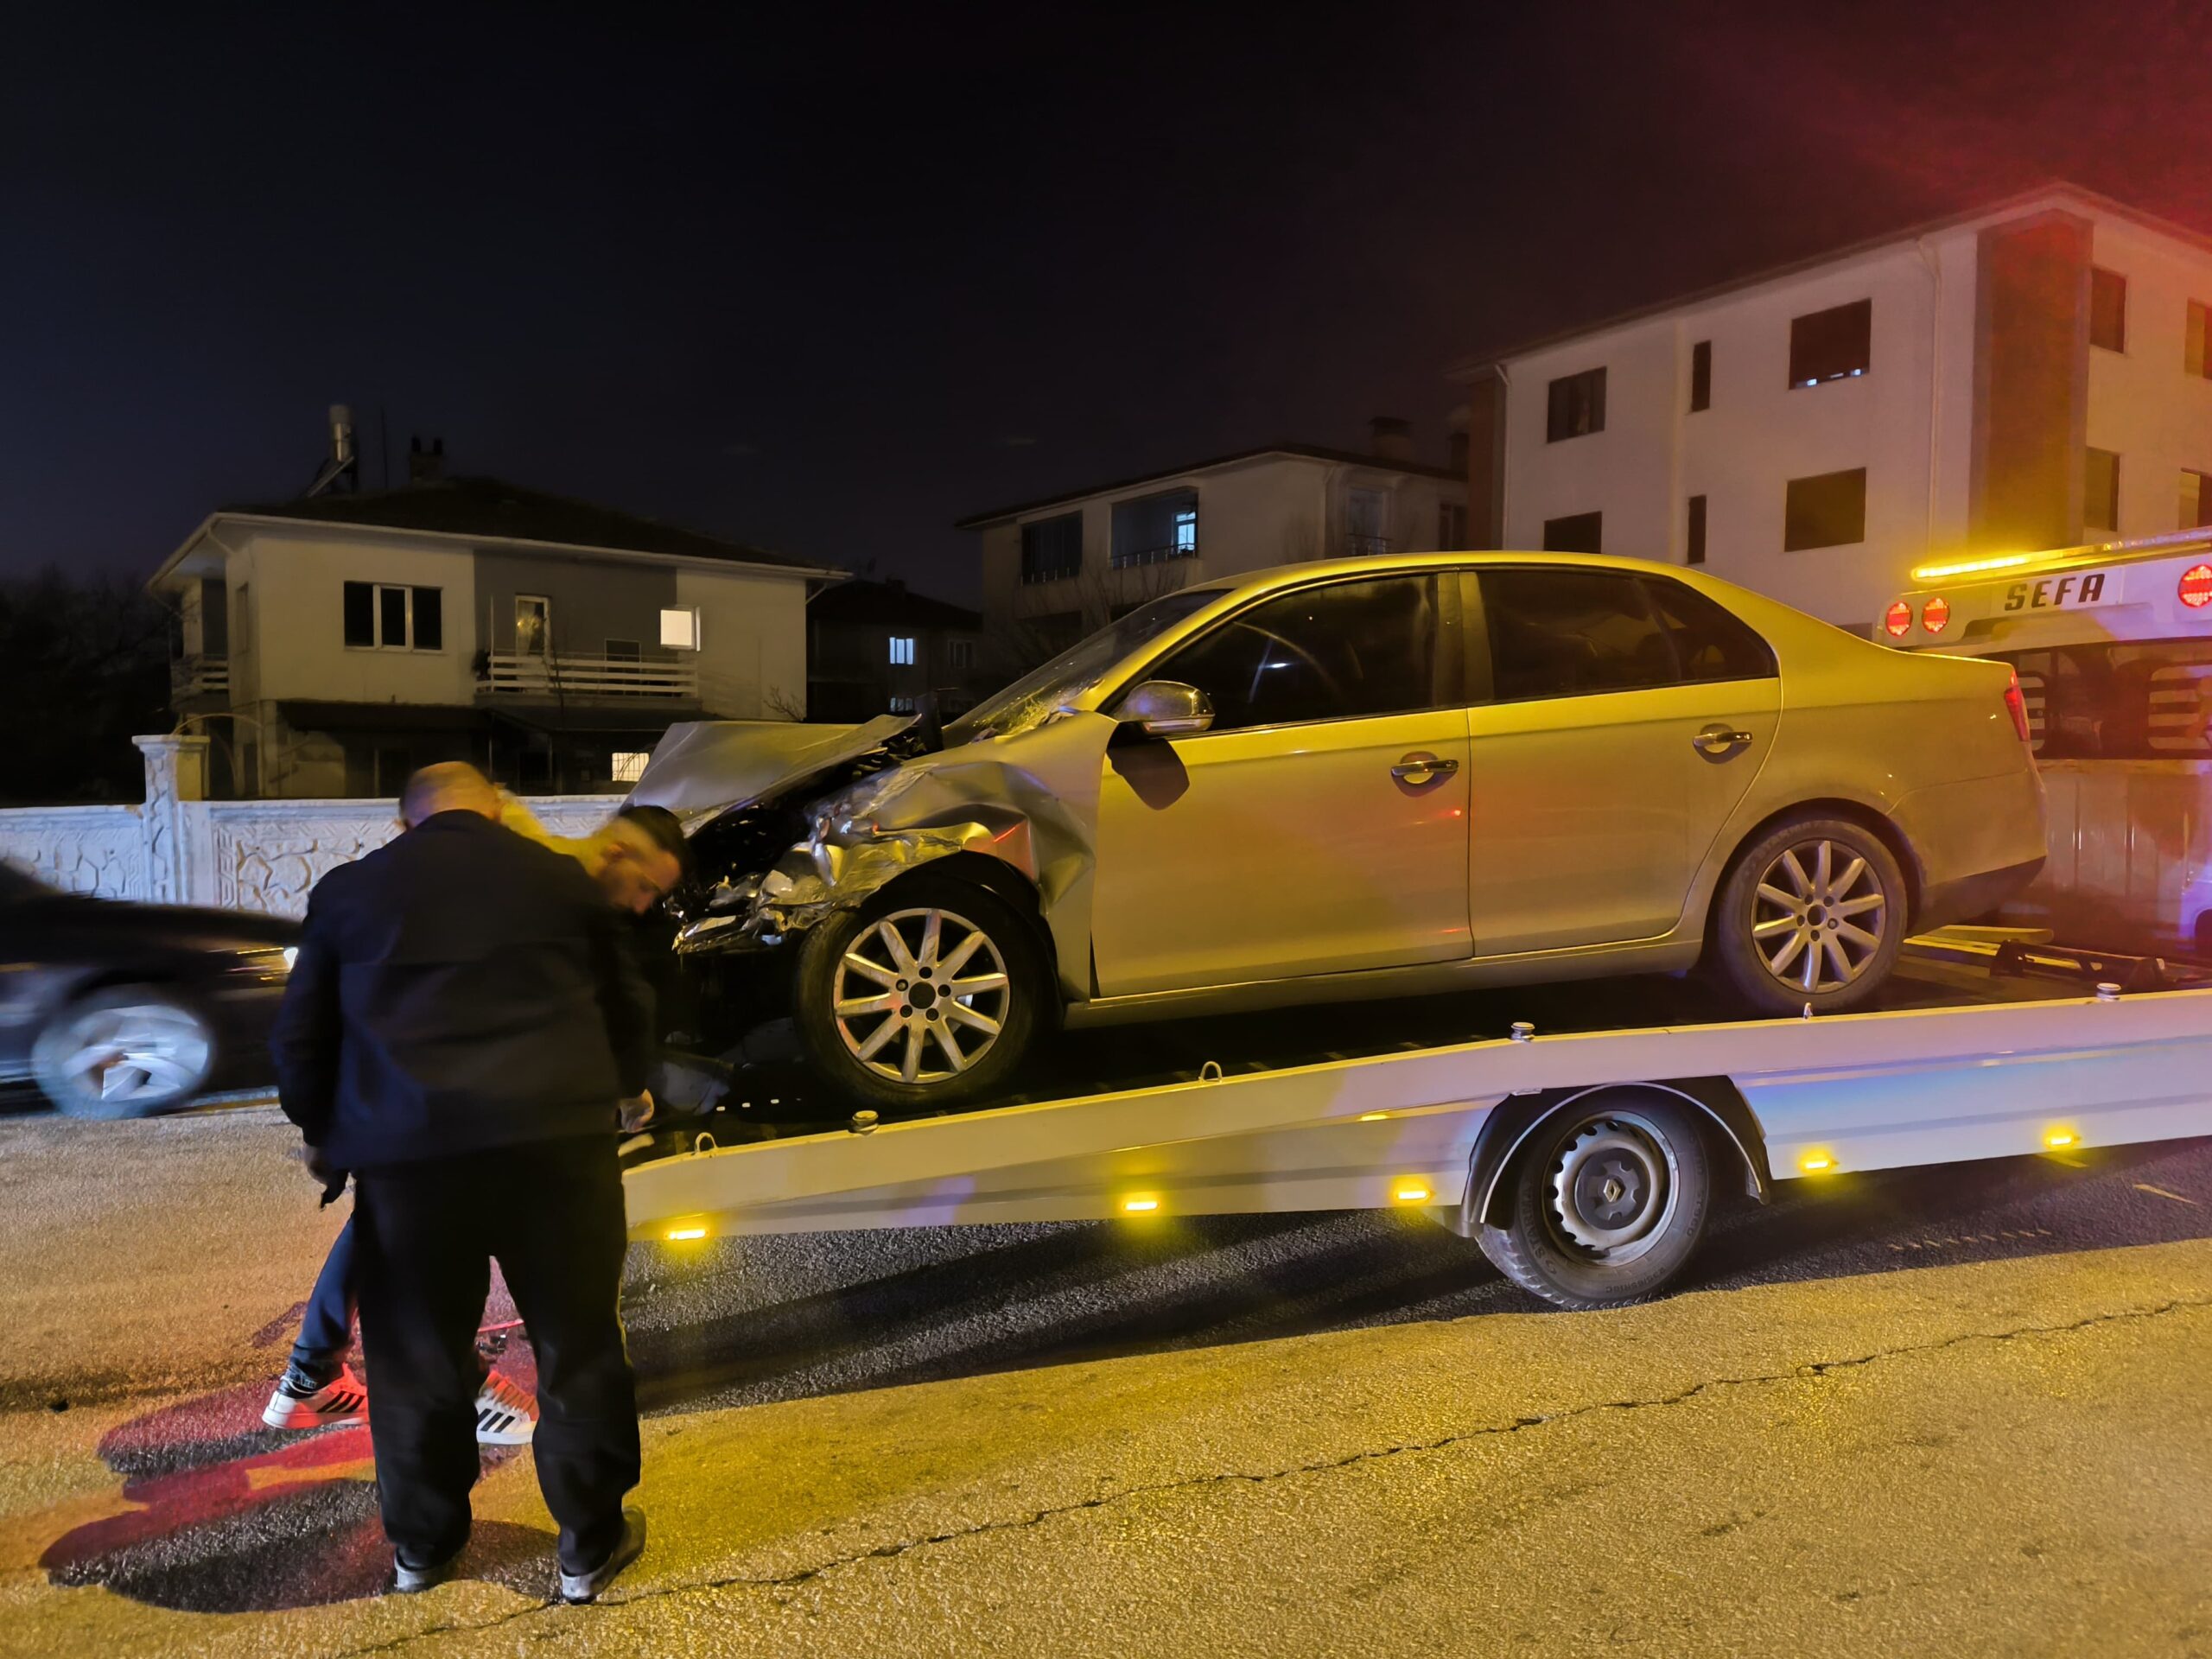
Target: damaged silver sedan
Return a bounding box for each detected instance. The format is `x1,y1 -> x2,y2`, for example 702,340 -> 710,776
636,552 -> 2046,1109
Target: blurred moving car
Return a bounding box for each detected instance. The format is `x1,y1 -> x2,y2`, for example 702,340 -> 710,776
652,553 -> 2048,1109
0,864 -> 298,1116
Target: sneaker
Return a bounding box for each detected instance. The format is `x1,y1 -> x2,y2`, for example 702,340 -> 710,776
391,1542 -> 464,1594
557,1507 -> 646,1605
262,1363 -> 368,1431
474,1369 -> 537,1446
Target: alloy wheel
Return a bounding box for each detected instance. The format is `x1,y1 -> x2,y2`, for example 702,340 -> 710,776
831,907 -> 1013,1085
54,1002 -> 212,1109
1751,838 -> 1887,995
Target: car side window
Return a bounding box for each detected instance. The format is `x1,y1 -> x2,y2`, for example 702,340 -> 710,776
1480,568 -> 1675,702
1642,577 -> 1777,683
1152,575 -> 1442,731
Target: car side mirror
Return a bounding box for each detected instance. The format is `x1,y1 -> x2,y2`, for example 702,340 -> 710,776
1116,680 -> 1214,737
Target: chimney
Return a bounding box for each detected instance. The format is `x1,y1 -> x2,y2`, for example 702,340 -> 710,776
409,435 -> 446,486
1368,415 -> 1414,464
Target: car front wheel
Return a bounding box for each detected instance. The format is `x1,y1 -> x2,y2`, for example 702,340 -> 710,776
32,986 -> 218,1119
792,875 -> 1050,1111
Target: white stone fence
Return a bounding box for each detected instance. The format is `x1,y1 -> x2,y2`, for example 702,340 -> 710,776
0,736 -> 621,918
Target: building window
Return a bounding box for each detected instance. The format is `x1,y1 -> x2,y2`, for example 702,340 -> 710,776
1545,367 -> 1606,442
1112,489 -> 1199,568
889,695 -> 918,714
1789,300 -> 1872,387
1687,494 -> 1707,566
888,635 -> 916,665
2187,301 -> 2209,378
2089,267 -> 2127,353
2183,470 -> 2212,530
1440,501 -> 1468,549
659,607 -> 701,651
1020,512 -> 1084,583
949,639 -> 975,671
1348,487 -> 1390,556
1689,340 -> 1712,412
345,582 -> 443,651
2085,448 -> 2121,531
1541,511 -> 1603,554
1783,467 -> 1867,551
515,594 -> 550,655
610,751 -> 651,784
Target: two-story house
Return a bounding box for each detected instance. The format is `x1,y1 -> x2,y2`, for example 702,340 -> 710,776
957,420 -> 1468,673
1452,183 -> 2212,634
152,467 -> 839,798
806,577 -> 986,721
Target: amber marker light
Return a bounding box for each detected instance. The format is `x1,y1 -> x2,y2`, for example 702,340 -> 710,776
1122,1196 -> 1160,1214
1800,1152 -> 1835,1173
2044,1128 -> 2078,1149
665,1224 -> 709,1241
1392,1182 -> 1433,1205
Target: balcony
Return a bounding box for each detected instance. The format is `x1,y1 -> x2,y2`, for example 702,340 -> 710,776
171,654 -> 229,699
1344,534 -> 1392,558
1110,543 -> 1198,570
480,651 -> 699,701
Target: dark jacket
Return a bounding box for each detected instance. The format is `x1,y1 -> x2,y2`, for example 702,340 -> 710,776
270,810 -> 655,1169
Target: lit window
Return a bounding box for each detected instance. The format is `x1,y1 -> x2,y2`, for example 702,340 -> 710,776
611,751 -> 651,783
889,695 -> 917,713
889,636 -> 916,665
660,607 -> 701,651
1174,508 -> 1197,553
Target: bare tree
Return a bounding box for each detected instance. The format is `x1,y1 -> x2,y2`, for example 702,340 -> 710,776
985,554 -> 1195,683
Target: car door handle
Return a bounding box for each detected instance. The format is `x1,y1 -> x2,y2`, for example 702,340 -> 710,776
1691,724 -> 1756,757
1391,753 -> 1460,783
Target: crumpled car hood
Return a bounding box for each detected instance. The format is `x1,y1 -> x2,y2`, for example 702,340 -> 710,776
628,715 -> 916,817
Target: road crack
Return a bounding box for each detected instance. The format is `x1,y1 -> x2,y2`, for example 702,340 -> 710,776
332,1295 -> 2211,1656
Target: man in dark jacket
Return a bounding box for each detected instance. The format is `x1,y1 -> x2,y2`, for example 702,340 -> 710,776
270,763 -> 655,1602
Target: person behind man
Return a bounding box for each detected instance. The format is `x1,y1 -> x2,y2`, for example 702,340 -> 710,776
262,786 -> 689,1441
270,762 -> 656,1601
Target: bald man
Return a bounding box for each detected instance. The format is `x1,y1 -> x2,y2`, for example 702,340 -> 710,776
271,763 -> 657,1599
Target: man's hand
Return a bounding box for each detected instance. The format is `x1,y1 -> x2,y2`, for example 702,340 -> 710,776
300,1145 -> 349,1204
618,1090 -> 656,1133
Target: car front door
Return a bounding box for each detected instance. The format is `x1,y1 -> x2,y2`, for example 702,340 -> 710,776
1090,573 -> 1471,997
1465,567 -> 1780,957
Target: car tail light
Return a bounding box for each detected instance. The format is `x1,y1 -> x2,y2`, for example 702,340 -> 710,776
1921,595 -> 1950,634
2181,563 -> 2212,610
2004,667 -> 2031,743
1883,601 -> 1913,639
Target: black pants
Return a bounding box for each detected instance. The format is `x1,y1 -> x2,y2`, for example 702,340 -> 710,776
353,1135 -> 639,1573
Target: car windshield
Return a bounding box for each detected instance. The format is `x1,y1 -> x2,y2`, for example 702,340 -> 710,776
947,588 -> 1221,742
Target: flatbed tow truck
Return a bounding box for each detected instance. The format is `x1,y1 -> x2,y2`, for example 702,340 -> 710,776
621,931 -> 2212,1308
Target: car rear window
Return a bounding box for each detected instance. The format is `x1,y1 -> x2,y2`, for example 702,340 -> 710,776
1480,569 -> 1675,701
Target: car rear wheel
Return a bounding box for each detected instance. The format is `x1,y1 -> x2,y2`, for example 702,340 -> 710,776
1478,1092 -> 1713,1309
1711,815 -> 1906,1016
793,875 -> 1049,1111
32,986 -> 217,1119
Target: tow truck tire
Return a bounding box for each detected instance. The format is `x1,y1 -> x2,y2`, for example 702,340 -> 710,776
1711,814 -> 1906,1016
32,985 -> 217,1119
1478,1093 -> 1711,1310
794,874 -> 1049,1112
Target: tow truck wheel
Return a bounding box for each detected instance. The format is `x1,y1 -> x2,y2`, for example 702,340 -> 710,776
31,985 -> 217,1119
1478,1093 -> 1712,1309
794,874 -> 1048,1112
1712,815 -> 1905,1016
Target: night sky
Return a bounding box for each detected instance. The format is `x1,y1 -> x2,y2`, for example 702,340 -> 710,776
5,2 -> 2208,601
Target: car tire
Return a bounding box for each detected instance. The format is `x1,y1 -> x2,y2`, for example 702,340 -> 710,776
1711,814 -> 1907,1016
31,985 -> 218,1119
793,874 -> 1051,1112
1478,1092 -> 1712,1310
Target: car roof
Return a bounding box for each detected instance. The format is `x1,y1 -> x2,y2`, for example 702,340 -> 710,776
1185,550 -> 1689,596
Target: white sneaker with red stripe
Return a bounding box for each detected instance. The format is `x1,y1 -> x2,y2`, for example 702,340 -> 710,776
474,1369 -> 537,1446
263,1363 -> 369,1430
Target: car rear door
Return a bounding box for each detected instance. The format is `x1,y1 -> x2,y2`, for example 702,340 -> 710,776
1464,567 -> 1780,956
1090,572 -> 1471,996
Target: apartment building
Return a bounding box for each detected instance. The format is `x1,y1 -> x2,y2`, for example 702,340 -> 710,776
806,576 -> 986,721
1454,184 -> 2212,632
958,422 -> 1468,669
152,448 -> 837,798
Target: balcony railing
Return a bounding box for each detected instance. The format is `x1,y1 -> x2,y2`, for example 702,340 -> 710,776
171,654 -> 229,698
1110,543 -> 1198,570
1344,533 -> 1392,558
480,651 -> 699,701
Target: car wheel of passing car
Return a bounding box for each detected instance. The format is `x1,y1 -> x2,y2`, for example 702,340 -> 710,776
31,985 -> 218,1119
1711,814 -> 1906,1016
1478,1091 -> 1713,1310
793,874 -> 1049,1111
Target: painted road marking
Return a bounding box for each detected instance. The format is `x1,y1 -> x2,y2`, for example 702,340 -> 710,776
2133,1182 -> 2201,1206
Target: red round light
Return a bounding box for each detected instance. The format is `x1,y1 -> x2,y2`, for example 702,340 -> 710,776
1883,601 -> 1913,638
1922,595 -> 1951,634
2180,563 -> 2212,610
